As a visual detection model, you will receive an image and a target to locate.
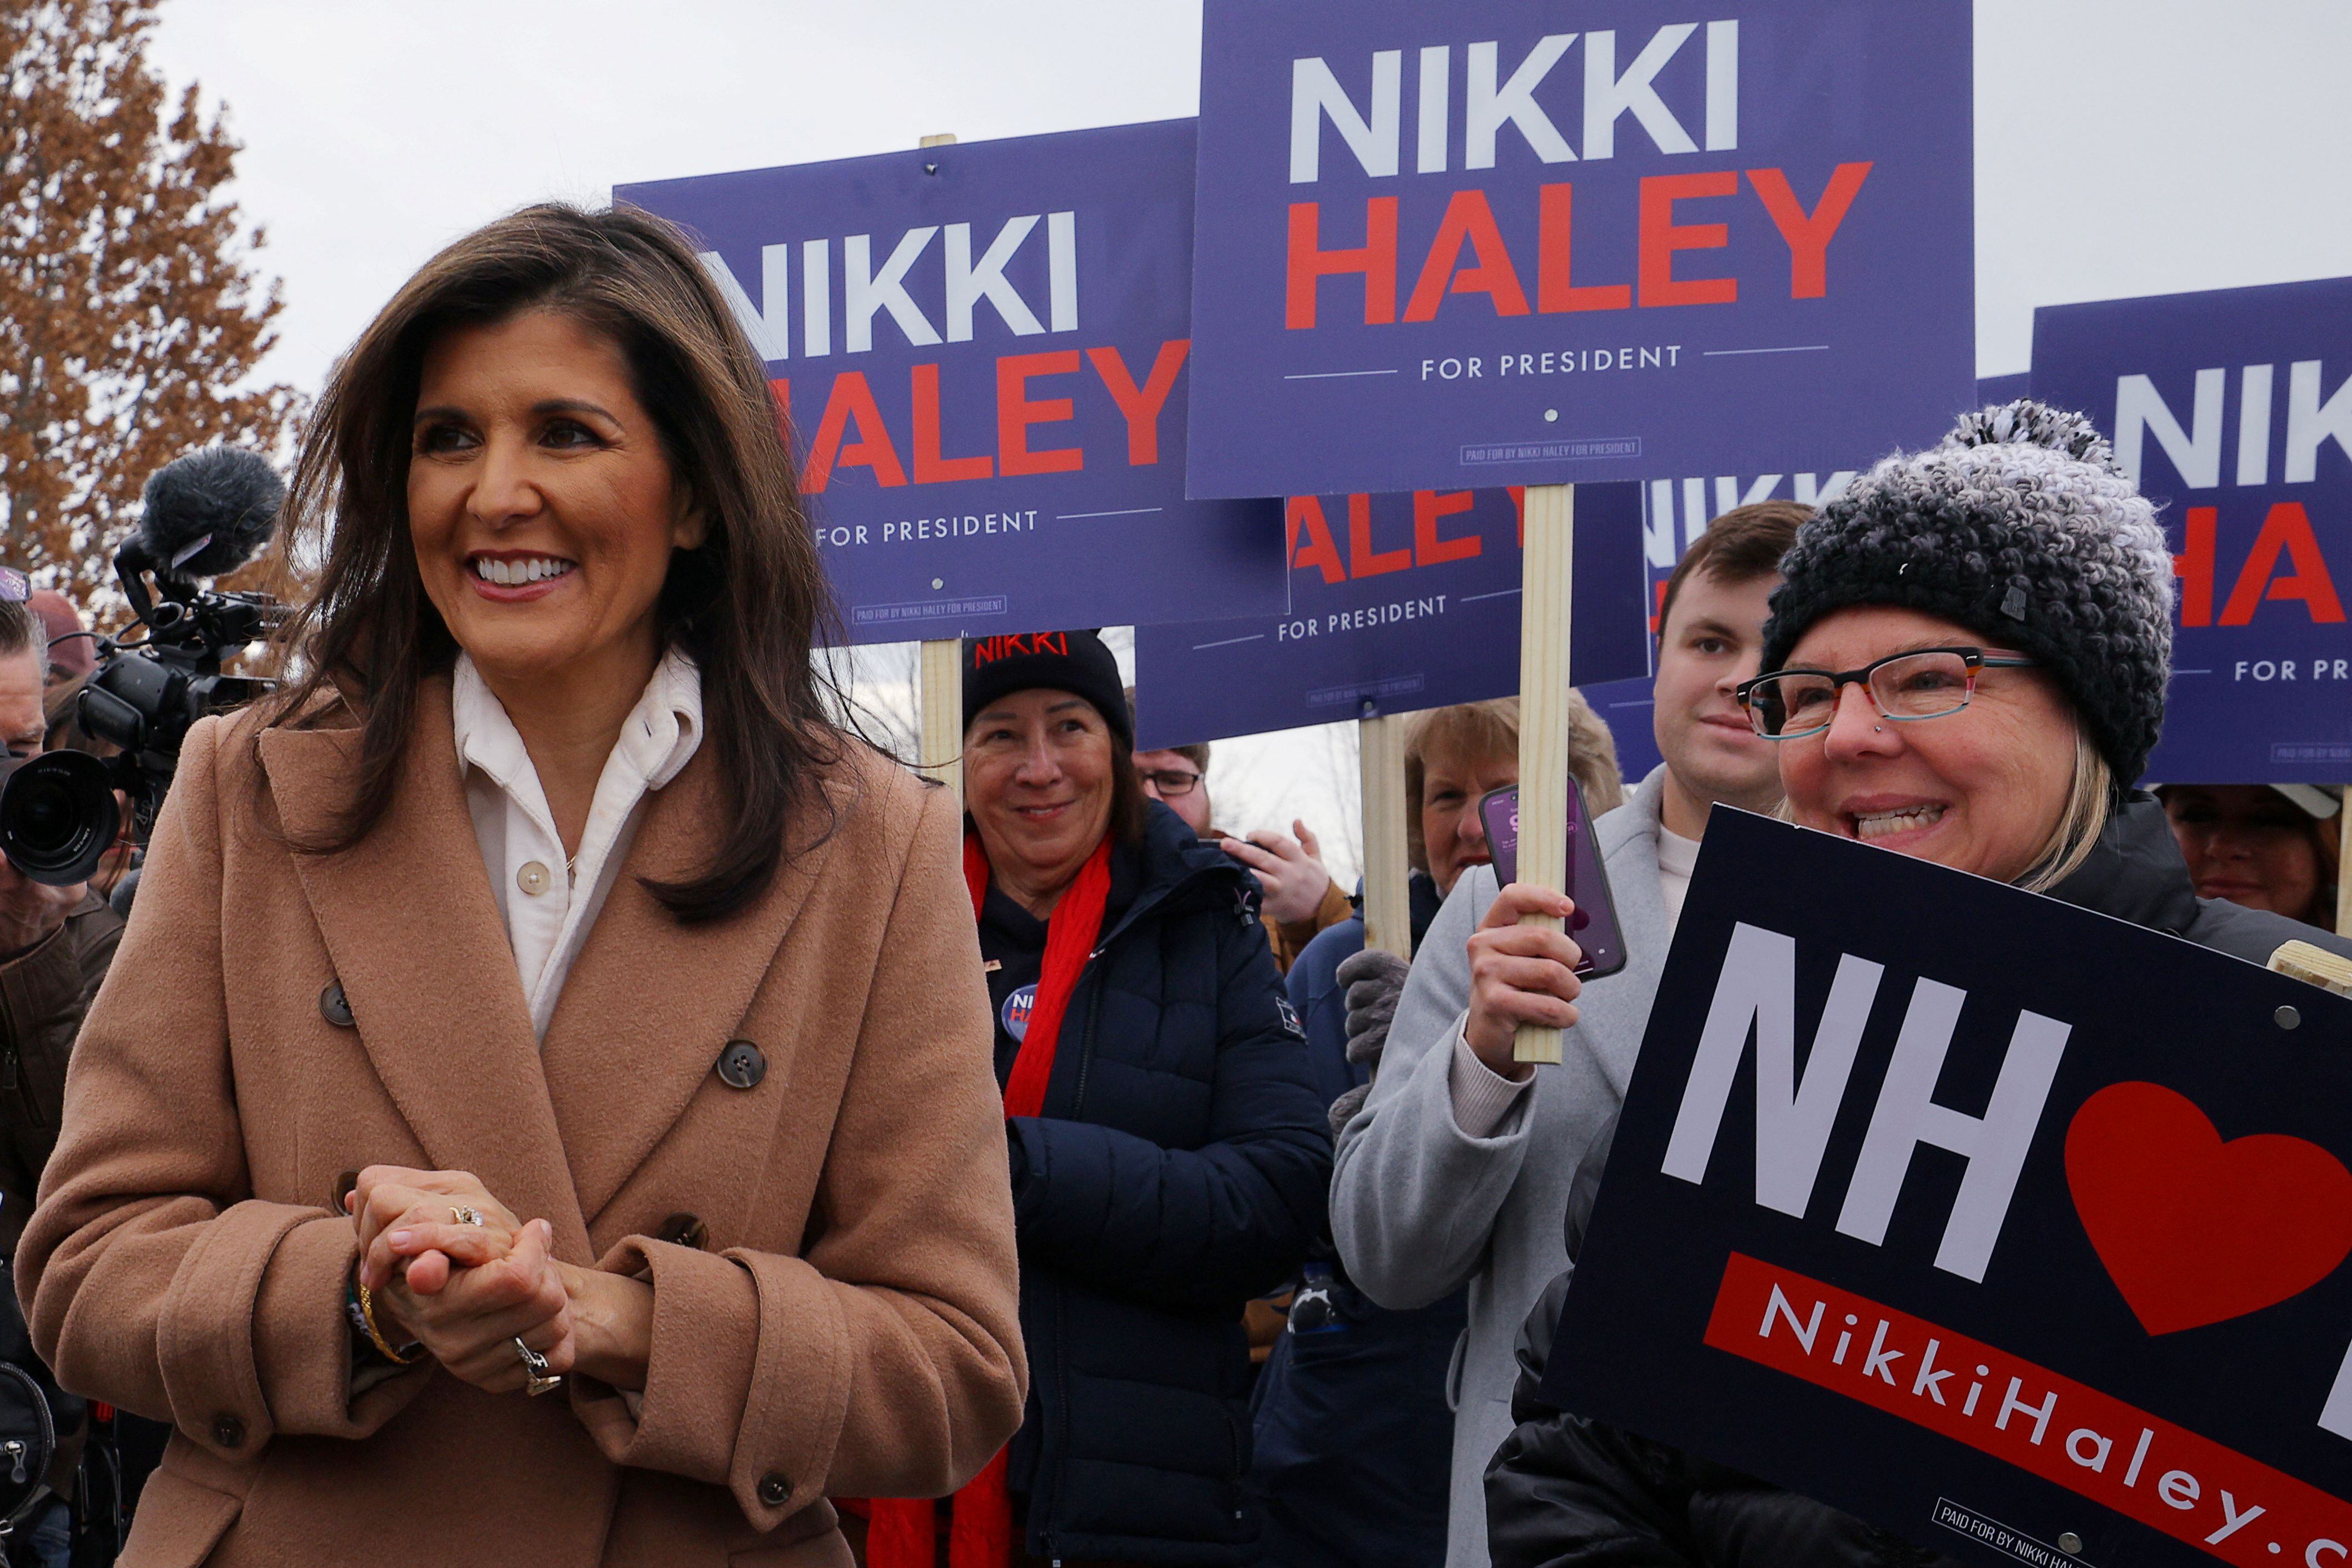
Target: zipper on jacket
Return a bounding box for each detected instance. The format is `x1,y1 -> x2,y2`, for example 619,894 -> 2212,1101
1069,960 -> 1107,1120
1059,852 -> 1220,1117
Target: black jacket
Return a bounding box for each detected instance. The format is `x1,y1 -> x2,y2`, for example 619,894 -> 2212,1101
0,892 -> 122,1256
1485,794 -> 2352,1568
980,801 -> 1332,1564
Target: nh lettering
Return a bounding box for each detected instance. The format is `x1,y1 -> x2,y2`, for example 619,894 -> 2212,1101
1660,921 -> 2072,1283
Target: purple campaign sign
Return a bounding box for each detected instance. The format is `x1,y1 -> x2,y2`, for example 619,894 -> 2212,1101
1133,483 -> 1650,747
617,120 -> 1286,643
1639,466 -> 1858,657
1185,1 -> 1975,498
2032,277 -> 2352,783
1631,385 -> 2032,648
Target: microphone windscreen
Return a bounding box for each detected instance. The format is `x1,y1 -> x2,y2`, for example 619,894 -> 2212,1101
135,448 -> 284,578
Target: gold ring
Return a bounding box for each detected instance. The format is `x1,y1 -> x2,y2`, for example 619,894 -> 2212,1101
513,1336 -> 561,1397
450,1205 -> 485,1227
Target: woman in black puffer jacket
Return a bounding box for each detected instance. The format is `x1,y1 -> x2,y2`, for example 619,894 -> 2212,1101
895,629 -> 1329,1568
1486,402 -> 2352,1568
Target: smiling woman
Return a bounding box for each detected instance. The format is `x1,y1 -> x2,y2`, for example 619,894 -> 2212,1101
17,205 -> 1025,1568
936,627 -> 1329,1565
1483,400 -> 2352,1568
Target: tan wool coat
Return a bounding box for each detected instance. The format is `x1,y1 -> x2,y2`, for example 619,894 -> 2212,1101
17,677 -> 1026,1567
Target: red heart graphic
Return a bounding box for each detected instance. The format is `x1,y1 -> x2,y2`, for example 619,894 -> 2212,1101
2065,1081 -> 2352,1334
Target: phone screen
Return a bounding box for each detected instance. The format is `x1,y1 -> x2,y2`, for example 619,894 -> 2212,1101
1477,780 -> 1629,980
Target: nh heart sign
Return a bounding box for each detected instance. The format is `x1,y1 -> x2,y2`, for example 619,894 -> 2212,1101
1552,810 -> 2352,1568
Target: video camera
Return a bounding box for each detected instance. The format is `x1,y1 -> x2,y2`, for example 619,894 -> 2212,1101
0,449 -> 288,886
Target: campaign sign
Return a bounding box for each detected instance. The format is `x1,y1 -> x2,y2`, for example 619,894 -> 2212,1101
2033,278 -> 2352,783
1132,482 -> 1649,746
1185,1 -> 1975,498
1638,465 -> 1859,648
1551,809 -> 2352,1568
1630,379 -> 2030,647
617,120 -> 1287,643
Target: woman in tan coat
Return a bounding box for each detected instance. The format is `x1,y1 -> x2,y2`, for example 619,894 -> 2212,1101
17,205 -> 1025,1567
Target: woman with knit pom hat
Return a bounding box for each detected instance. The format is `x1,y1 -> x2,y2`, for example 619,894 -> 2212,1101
1744,398 -> 2352,956
1484,402 -> 2352,1568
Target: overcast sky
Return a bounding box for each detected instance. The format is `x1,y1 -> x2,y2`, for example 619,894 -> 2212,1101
151,0 -> 2352,398
141,1 -> 2352,870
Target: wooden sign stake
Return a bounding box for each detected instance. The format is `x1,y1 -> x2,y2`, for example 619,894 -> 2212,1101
912,135 -> 966,810
918,638 -> 965,810
1358,713 -> 1412,957
1514,482 -> 1575,1065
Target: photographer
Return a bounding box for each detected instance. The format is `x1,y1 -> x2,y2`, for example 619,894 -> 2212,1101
0,590 -> 122,1246
0,586 -> 118,1568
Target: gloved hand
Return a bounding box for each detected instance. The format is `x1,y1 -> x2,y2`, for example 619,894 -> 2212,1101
1337,948 -> 1409,1067
1326,948 -> 1410,1139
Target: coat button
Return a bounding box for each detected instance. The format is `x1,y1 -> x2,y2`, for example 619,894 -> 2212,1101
319,982 -> 355,1029
716,1040 -> 767,1090
758,1472 -> 790,1507
655,1213 -> 708,1250
212,1413 -> 244,1449
332,1169 -> 360,1214
517,860 -> 552,896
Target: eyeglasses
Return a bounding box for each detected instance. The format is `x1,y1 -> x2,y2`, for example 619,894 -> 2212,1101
0,567 -> 27,603
1735,647 -> 2041,740
1139,767 -> 1203,797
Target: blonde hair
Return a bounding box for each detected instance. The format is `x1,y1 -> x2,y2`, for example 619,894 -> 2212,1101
1403,694 -> 1625,874
2015,729 -> 2113,892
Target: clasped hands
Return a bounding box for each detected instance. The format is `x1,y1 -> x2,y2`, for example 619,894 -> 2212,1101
345,1167 -> 653,1395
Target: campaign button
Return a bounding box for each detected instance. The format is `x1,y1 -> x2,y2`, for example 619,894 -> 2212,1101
1001,984 -> 1037,1042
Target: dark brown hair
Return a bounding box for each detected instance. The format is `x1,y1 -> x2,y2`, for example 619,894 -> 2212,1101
1657,499 -> 1810,637
1106,746 -> 1151,846
269,202 -> 845,922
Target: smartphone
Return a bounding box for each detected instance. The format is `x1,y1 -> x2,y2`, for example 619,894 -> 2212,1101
1477,780 -> 1629,979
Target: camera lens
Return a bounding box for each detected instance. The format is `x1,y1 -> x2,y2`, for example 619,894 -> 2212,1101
0,751 -> 121,886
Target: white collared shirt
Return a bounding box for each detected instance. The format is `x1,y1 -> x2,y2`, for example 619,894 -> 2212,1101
453,648 -> 704,1040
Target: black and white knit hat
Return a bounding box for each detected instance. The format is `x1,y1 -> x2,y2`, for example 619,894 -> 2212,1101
1759,400 -> 2174,787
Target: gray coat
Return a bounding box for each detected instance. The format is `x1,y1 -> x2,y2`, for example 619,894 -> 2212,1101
1328,765 -> 1675,1568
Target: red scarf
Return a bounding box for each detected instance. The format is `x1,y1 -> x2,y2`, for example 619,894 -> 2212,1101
851,830 -> 1114,1568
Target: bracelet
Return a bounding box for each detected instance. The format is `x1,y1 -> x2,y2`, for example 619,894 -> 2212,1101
349,1275 -> 423,1366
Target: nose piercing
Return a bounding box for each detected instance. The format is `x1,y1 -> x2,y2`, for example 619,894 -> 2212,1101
1874,725 -> 1884,733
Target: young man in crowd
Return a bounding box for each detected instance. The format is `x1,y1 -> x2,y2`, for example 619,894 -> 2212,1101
1326,501 -> 1808,1568
1133,730 -> 1351,970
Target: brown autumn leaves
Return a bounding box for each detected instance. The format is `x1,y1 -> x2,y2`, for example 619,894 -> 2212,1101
1,0 -> 300,618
